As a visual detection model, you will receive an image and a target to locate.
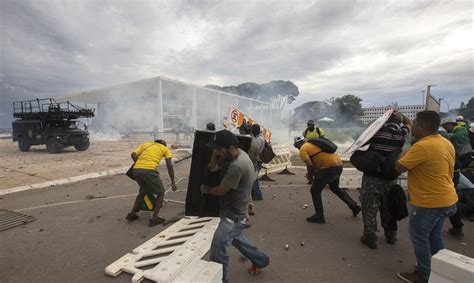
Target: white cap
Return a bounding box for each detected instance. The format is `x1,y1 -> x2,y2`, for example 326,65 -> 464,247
456,116 -> 464,121
294,135 -> 305,144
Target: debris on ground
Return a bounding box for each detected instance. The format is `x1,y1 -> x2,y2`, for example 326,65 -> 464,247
85,195 -> 107,199
303,204 -> 308,209
285,244 -> 289,250
300,242 -> 305,246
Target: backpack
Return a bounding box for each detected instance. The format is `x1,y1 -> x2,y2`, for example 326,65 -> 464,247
307,137 -> 338,154
380,149 -> 402,180
260,141 -> 276,163
350,150 -> 383,176
304,127 -> 323,138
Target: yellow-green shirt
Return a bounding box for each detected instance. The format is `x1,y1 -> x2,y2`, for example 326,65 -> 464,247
133,142 -> 173,170
302,127 -> 325,139
299,142 -> 341,169
399,134 -> 458,208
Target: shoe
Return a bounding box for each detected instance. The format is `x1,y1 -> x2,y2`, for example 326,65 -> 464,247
306,215 -> 326,224
385,231 -> 397,245
360,236 -> 377,249
352,206 -> 361,217
252,196 -> 263,201
126,213 -> 139,222
248,205 -> 255,216
248,254 -> 270,275
244,218 -> 251,228
148,217 -> 165,227
397,271 -> 427,283
448,227 -> 464,238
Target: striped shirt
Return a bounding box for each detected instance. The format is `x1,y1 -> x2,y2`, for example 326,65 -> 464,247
368,122 -> 410,156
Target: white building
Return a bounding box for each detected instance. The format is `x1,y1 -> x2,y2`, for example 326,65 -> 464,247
361,94 -> 440,124
361,104 -> 425,124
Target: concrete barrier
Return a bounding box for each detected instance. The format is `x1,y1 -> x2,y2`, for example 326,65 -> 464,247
430,249 -> 474,283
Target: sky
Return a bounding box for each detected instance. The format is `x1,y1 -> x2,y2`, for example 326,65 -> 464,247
1,0 -> 473,126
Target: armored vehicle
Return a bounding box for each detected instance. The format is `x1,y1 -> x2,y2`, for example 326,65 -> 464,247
12,98 -> 95,154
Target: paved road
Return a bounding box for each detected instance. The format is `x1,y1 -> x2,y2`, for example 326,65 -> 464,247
1,169 -> 473,282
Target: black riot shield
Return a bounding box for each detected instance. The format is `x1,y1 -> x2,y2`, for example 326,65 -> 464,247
185,130 -> 252,216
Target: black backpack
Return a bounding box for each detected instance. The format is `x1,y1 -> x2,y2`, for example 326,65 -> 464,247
380,149 -> 402,180
307,137 -> 338,154
350,150 -> 383,176
260,141 -> 276,163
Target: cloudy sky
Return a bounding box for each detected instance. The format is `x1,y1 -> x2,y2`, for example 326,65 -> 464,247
1,0 -> 473,125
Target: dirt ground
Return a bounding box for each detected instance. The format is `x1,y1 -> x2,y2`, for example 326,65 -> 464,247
1,168 -> 473,283
0,138 -> 191,190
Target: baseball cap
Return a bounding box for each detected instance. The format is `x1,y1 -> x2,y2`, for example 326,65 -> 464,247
456,116 -> 464,121
213,130 -> 238,148
294,134 -> 305,144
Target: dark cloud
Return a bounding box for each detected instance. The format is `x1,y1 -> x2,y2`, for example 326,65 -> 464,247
0,0 -> 473,127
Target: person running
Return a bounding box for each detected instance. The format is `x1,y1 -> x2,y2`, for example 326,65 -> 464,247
249,124 -> 265,201
294,135 -> 361,223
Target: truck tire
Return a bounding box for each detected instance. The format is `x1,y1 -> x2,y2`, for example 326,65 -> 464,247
46,138 -> 64,154
74,140 -> 90,151
18,136 -> 31,152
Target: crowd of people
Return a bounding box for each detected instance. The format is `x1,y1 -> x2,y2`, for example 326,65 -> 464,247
123,111 -> 472,283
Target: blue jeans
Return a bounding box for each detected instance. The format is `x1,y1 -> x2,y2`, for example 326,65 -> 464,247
409,204 -> 457,281
210,217 -> 268,283
251,163 -> 263,199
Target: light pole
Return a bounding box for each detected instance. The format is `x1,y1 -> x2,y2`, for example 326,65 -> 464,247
439,98 -> 454,113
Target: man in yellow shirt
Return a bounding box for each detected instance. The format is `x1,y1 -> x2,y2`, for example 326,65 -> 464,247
294,135 -> 361,223
395,111 -> 458,283
126,140 -> 177,227
302,120 -> 325,139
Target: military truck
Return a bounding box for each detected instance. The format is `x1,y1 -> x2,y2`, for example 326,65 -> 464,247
12,98 -> 95,154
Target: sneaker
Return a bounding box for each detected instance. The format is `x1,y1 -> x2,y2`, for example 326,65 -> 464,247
126,213 -> 139,222
397,271 -> 425,283
248,205 -> 256,216
360,236 -> 377,249
306,215 -> 326,224
148,217 -> 165,227
352,206 -> 361,217
247,254 -> 270,275
244,218 -> 251,228
448,227 -> 464,238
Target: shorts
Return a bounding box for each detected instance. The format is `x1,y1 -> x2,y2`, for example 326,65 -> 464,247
133,169 -> 165,196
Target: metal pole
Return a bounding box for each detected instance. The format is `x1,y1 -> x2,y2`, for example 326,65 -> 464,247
217,93 -> 221,127
192,88 -> 197,129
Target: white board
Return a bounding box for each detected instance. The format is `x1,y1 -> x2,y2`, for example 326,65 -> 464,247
346,108 -> 394,154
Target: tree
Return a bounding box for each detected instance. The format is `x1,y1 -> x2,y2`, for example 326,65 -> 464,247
333,94 -> 363,121
261,80 -> 299,110
205,80 -> 299,110
459,96 -> 474,119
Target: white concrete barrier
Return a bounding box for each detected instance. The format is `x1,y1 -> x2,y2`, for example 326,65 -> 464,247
262,144 -> 292,174
430,249 -> 474,283
105,216 -> 222,283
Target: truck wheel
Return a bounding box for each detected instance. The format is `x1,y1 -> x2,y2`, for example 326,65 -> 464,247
46,138 -> 64,154
18,136 -> 31,152
74,140 -> 90,151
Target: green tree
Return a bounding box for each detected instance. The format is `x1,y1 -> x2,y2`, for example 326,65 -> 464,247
333,94 -> 363,120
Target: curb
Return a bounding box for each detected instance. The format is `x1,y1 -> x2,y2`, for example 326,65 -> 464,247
0,166 -> 129,196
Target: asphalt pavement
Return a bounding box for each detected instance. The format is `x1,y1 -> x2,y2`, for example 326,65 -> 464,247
0,168 -> 472,282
